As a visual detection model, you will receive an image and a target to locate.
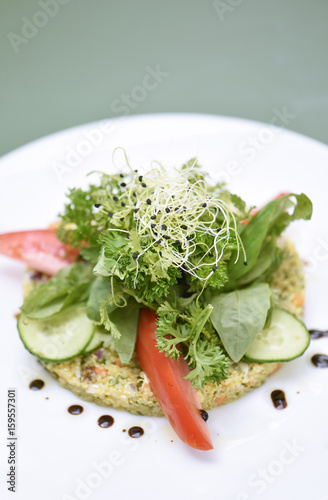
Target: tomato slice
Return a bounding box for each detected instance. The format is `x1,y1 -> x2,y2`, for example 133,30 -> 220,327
136,308 -> 213,451
0,230 -> 79,275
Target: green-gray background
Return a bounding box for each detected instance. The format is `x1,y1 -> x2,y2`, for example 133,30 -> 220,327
1,0 -> 327,157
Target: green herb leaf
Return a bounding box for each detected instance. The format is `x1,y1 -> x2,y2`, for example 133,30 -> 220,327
86,277 -> 116,323
227,193 -> 312,282
111,299 -> 140,364
156,302 -> 230,389
210,283 -> 272,362
22,263 -> 94,319
232,238 -> 280,288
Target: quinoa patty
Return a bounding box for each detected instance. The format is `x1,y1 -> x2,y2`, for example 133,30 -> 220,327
23,239 -> 305,417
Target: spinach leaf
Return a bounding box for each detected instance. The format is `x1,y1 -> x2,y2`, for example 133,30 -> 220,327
86,277 -> 116,323
111,299 -> 140,364
210,283 -> 271,362
22,262 -> 94,319
86,277 -> 140,363
232,238 -> 280,288
227,193 -> 312,283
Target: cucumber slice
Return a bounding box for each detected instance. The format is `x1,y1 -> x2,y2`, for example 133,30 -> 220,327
18,307 -> 94,362
83,328 -> 113,354
244,308 -> 310,363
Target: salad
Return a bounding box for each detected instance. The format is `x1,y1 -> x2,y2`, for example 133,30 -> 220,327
0,158 -> 313,450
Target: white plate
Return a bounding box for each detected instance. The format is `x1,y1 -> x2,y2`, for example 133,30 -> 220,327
0,114 -> 327,500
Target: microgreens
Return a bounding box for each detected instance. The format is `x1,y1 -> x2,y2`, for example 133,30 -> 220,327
96,159 -> 246,287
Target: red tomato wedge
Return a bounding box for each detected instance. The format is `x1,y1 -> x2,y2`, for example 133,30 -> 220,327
240,192 -> 290,225
0,229 -> 79,275
136,308 -> 213,451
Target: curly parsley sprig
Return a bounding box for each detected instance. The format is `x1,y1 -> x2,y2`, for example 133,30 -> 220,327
155,301 -> 230,389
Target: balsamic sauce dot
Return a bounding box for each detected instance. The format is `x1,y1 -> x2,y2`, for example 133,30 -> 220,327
128,426 -> 144,438
199,409 -> 209,422
98,415 -> 114,428
271,390 -> 287,410
309,330 -> 328,340
68,405 -> 84,415
311,354 -> 328,368
29,379 -> 45,391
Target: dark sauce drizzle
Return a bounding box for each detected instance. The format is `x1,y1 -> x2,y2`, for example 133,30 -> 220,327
271,390 -> 287,410
29,379 -> 45,391
309,329 -> 328,340
128,426 -> 144,438
199,409 -> 209,422
311,354 -> 328,368
98,415 -> 114,428
68,405 -> 84,415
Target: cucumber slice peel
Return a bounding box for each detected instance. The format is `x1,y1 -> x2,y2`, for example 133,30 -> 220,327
18,307 -> 94,362
243,308 -> 310,363
83,327 -> 113,354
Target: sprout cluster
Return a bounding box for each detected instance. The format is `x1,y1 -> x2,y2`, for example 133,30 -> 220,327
99,157 -> 246,287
